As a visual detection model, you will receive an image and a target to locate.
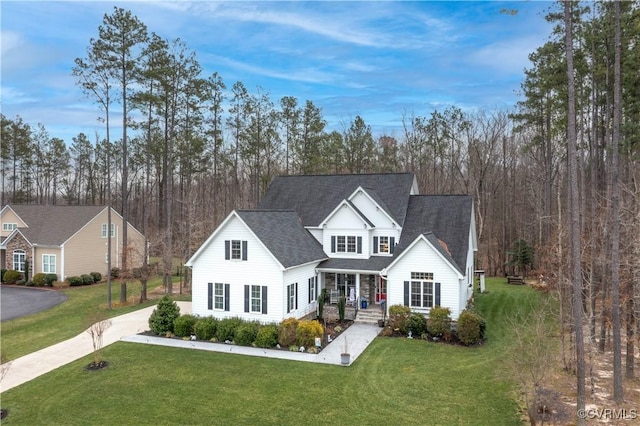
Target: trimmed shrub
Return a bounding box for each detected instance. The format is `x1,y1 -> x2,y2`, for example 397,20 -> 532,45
3,270 -> 23,285
255,324 -> 279,348
388,304 -> 411,333
148,295 -> 181,335
81,274 -> 94,285
427,306 -> 452,337
45,273 -> 57,287
407,312 -> 427,336
457,310 -> 486,346
25,280 -> 35,287
110,267 -> 120,278
235,322 -> 260,346
90,272 -> 102,283
0,269 -> 6,282
174,314 -> 198,337
278,317 -> 299,347
67,276 -> 83,286
194,317 -> 217,341
296,320 -> 324,347
216,317 -> 243,342
33,272 -> 48,286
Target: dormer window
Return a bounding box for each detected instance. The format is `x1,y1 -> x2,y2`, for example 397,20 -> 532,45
2,223 -> 17,232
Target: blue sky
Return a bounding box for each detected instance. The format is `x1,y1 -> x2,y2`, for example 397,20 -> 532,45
1,1 -> 555,144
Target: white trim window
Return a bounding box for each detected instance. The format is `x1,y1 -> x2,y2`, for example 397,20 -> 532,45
13,249 -> 26,272
250,285 -> 262,313
410,272 -> 434,308
214,282 -> 226,310
43,254 -> 56,273
101,223 -> 115,238
286,282 -> 298,313
331,235 -> 362,254
2,223 -> 17,232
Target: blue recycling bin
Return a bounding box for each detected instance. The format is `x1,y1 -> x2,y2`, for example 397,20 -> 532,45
361,299 -> 367,309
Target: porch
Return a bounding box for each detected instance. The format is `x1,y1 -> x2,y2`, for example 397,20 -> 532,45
323,298 -> 384,325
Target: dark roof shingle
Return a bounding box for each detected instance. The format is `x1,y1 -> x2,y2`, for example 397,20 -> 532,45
236,210 -> 327,268
258,173 -> 416,226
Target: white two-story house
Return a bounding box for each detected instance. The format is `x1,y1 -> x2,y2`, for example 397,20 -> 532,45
186,173 -> 477,322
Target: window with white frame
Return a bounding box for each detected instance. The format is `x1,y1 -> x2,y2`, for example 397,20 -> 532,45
373,236 -> 395,254
331,235 -> 361,253
287,282 -> 297,313
101,223 -> 115,238
410,272 -> 434,308
13,249 -> 26,272
250,285 -> 262,313
43,254 -> 56,273
231,240 -> 242,259
2,223 -> 17,232
308,277 -> 317,303
214,282 -> 226,310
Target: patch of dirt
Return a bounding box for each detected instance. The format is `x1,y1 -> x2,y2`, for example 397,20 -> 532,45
1,409 -> 8,420
85,360 -> 109,371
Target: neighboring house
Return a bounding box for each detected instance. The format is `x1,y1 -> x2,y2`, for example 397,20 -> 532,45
186,173 -> 477,322
0,204 -> 146,281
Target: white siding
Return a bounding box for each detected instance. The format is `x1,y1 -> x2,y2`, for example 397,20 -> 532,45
385,238 -> 463,320
283,264 -> 319,320
307,228 -> 323,244
349,190 -> 397,229
190,215 -> 284,324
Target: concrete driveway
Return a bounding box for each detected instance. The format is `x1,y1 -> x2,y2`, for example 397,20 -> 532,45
0,286 -> 68,322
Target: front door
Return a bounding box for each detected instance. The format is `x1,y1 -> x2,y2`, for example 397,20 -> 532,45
375,276 -> 387,303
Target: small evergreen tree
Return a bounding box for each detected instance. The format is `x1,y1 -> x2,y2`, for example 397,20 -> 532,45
148,295 -> 180,335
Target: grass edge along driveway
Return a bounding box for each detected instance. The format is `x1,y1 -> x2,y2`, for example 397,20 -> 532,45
1,279 -> 542,425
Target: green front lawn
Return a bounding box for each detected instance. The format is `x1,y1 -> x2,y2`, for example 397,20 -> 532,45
0,277 -> 185,361
1,279 -> 544,425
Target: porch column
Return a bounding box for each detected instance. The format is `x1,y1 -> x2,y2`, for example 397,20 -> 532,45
355,273 -> 360,305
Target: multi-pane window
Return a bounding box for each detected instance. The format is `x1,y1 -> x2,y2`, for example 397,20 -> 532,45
101,223 -> 115,238
214,282 -> 225,310
287,283 -> 297,313
410,272 -> 434,308
231,240 -> 242,260
2,223 -> 17,232
379,236 -> 389,253
13,250 -> 26,272
308,277 -> 317,302
43,254 -> 56,273
346,236 -> 356,253
336,236 -> 346,252
251,285 -> 262,313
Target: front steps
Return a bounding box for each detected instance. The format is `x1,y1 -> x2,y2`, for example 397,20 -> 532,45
355,306 -> 384,325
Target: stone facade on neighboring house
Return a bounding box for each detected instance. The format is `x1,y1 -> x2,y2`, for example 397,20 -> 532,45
4,232 -> 32,273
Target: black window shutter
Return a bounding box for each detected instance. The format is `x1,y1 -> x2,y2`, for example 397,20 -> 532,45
224,283 -> 230,311
435,282 -> 441,307
373,237 -> 378,254
242,240 -> 248,261
287,286 -> 291,313
208,283 -> 213,310
308,278 -> 312,304
390,237 -> 395,254
262,286 -> 268,314
225,240 -> 230,260
357,236 -> 362,254
331,236 -> 336,253
404,281 -> 410,306
295,282 -> 298,310
244,285 -> 250,313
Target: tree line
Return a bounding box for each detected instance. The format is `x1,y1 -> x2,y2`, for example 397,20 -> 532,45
1,1 -> 639,419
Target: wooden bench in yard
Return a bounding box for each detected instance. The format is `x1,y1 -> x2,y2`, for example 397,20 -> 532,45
507,275 -> 524,285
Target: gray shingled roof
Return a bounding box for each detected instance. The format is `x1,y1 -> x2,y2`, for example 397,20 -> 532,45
258,173 -> 415,226
317,256 -> 393,272
236,210 -> 327,269
7,204 -> 106,246
394,195 -> 473,274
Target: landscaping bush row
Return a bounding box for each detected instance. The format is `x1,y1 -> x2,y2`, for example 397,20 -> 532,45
1,270 -> 59,287
67,272 -> 102,286
148,295 -> 324,351
387,304 -> 486,345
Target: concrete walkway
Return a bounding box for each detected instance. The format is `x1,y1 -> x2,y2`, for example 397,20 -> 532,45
1,302 -> 380,393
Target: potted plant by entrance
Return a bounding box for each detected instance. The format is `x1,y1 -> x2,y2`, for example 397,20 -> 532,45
340,336 -> 350,365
